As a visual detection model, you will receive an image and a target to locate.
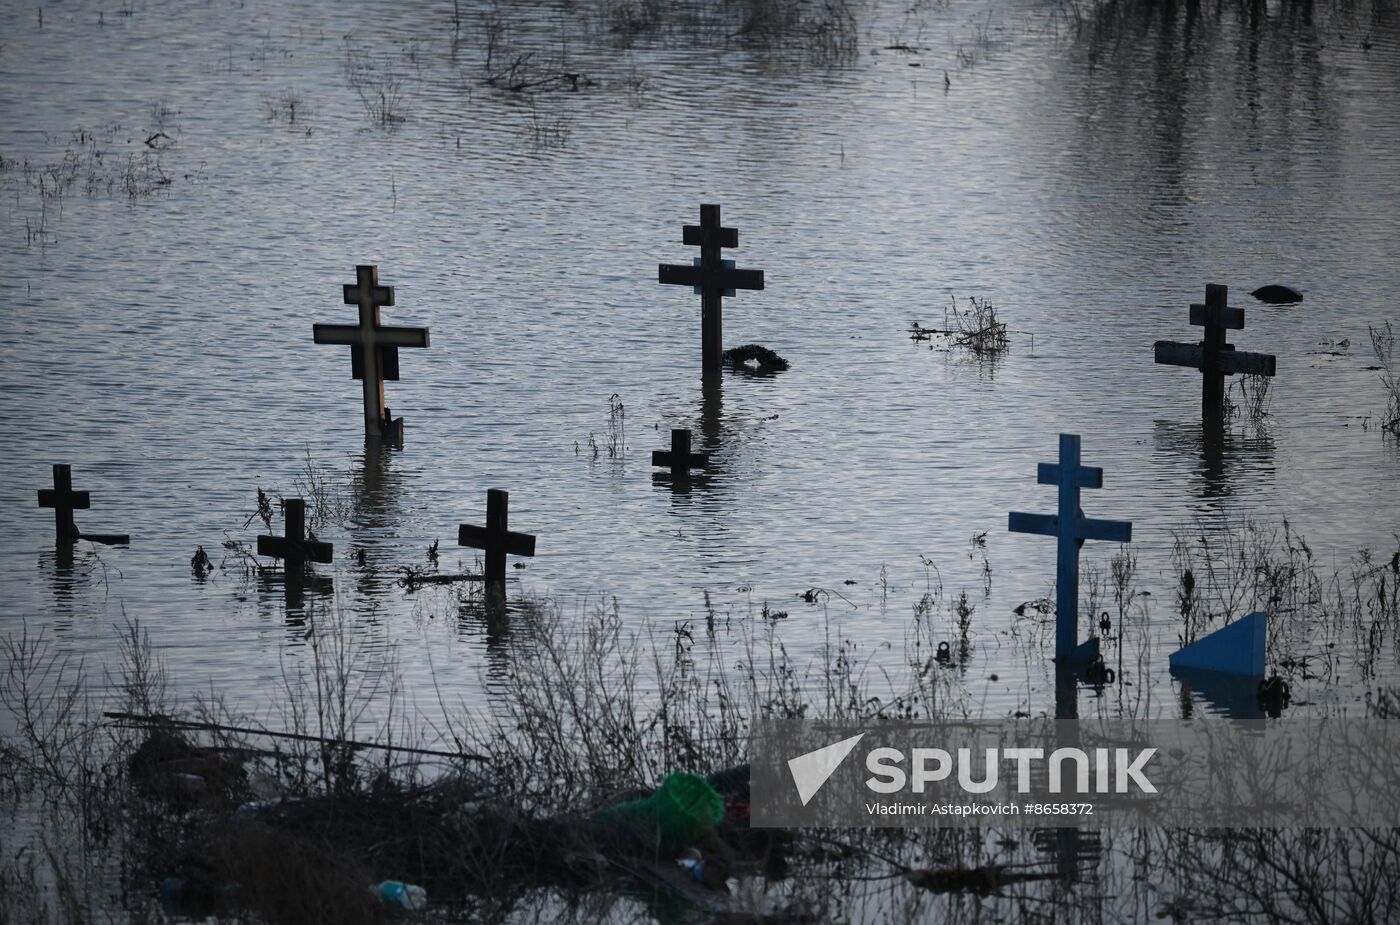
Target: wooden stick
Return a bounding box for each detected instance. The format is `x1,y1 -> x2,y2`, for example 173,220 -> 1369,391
81,532 -> 131,546
400,572 -> 486,587
103,711 -> 488,762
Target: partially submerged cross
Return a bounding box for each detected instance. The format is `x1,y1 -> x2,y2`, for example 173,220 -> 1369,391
1154,283 -> 1276,413
1008,434 -> 1132,663
458,489 -> 536,585
313,265 -> 430,440
652,428 -> 708,478
37,464 -> 129,545
257,498 -> 333,573
658,204 -> 765,373
38,465 -> 88,543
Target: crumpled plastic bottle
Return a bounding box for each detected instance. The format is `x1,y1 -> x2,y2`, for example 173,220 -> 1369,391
371,880 -> 427,910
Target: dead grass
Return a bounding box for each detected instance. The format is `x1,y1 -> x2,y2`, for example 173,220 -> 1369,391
8,126 -> 179,203
910,294 -> 1009,357
1169,515 -> 1399,682
344,41 -> 413,127
5,531 -> 1400,922
1227,372 -> 1274,423
1370,321 -> 1399,436
261,88 -> 310,126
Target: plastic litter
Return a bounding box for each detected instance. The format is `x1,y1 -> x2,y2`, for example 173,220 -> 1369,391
591,772 -> 725,855
372,880 -> 427,911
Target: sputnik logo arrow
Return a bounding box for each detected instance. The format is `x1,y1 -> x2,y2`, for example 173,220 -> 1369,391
788,733 -> 865,806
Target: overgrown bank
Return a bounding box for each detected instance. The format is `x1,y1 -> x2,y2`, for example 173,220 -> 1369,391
4,517 -> 1400,923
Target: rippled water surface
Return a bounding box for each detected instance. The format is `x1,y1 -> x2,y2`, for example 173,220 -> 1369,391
2,0 -> 1398,726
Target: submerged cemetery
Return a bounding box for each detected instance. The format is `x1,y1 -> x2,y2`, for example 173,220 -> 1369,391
3,0 -> 1400,922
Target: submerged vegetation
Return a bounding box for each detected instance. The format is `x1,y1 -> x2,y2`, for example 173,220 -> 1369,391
2,123 -> 191,206
581,393 -> 627,460
1,114 -> 204,248
1370,321 -> 1399,436
5,518 -> 1400,922
910,294 -> 1009,357
585,0 -> 860,62
472,0 -> 859,101
261,88 -> 310,126
1226,372 -> 1274,423
1168,516 -> 1400,685
344,40 -> 416,127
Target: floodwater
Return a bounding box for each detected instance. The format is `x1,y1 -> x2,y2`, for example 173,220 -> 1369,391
1,0 -> 1398,729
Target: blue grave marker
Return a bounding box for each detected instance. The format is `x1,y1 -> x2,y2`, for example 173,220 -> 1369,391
1008,434 -> 1133,663
1168,610 -> 1266,676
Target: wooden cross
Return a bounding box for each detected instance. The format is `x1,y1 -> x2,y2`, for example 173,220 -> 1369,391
1008,434 -> 1132,663
37,464 -> 129,545
257,498 -> 333,572
1154,283 -> 1276,413
658,204 -> 765,373
652,428 -> 708,478
313,265 -> 430,440
38,465 -> 89,544
458,489 -> 536,585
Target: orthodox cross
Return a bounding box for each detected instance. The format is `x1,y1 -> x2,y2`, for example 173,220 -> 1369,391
658,204 -> 764,372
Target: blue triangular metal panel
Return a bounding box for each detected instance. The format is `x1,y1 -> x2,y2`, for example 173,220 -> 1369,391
1168,611 -> 1266,676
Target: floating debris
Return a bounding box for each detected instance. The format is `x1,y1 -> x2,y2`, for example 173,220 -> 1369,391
398,567 -> 483,590
724,343 -> 789,372
1251,284 -> 1303,304
906,864 -> 1063,895
1014,598 -> 1054,617
909,295 -> 1008,356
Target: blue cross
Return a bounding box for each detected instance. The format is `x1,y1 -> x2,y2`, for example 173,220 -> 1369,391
1008,434 -> 1133,663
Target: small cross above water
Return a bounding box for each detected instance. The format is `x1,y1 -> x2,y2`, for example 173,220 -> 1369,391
37,464 -> 129,546
652,428 -> 708,478
1154,283 -> 1276,414
313,265 -> 430,441
257,498 -> 333,573
38,464 -> 89,544
458,489 -> 536,586
1008,434 -> 1132,663
658,204 -> 765,373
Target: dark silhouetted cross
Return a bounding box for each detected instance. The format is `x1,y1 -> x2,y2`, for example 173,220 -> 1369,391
458,489 -> 536,585
1155,283 -> 1276,413
313,265 -> 430,439
38,464 -> 89,544
652,428 -> 708,478
258,498 -> 333,572
658,204 -> 764,372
